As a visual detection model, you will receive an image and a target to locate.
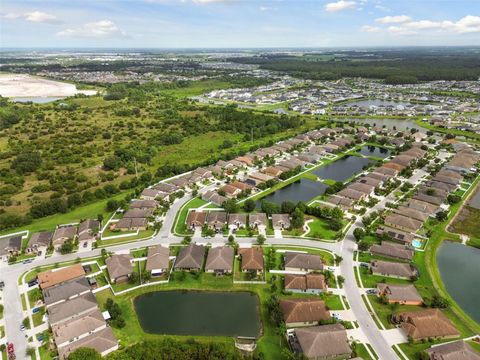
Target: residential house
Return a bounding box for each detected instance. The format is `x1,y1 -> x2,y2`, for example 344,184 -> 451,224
26,231 -> 53,254
384,214 -> 423,233
425,341 -> 480,360
114,217 -> 148,231
263,166 -> 284,178
393,309 -> 460,341
284,252 -> 323,272
249,213 -> 268,230
0,235 -> 22,258
202,190 -> 227,206
272,214 -> 291,230
205,246 -> 234,274
38,264 -> 86,290
130,200 -> 158,210
206,211 -> 227,232
394,207 -> 430,223
284,274 -> 327,295
106,254 -> 133,284
370,241 -> 414,261
228,213 -> 247,231
48,292 -> 98,326
43,277 -> 91,307
77,219 -> 100,242
295,324 -> 352,360
349,182 -> 375,196
57,327 -> 118,360
376,283 -> 423,305
220,184 -> 242,198
145,245 -> 170,276
337,188 -> 366,202
174,244 -> 205,271
376,226 -> 414,245
52,225 -> 77,249
186,211 -> 207,230
238,247 -> 264,274
370,260 -> 418,280
280,298 -> 330,327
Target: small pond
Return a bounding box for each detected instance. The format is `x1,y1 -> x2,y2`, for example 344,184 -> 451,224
12,97 -> 64,103
436,241 -> 480,324
356,145 -> 390,159
256,178 -> 327,207
134,290 -> 261,337
312,155 -> 375,182
339,118 -> 426,133
347,99 -> 410,107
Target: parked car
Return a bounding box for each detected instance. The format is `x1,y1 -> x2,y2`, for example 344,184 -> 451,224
366,289 -> 377,295
32,307 -> 40,314
27,279 -> 38,287
0,280 -> 5,289
20,325 -> 25,331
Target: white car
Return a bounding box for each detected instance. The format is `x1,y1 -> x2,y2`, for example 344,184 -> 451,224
332,313 -> 342,321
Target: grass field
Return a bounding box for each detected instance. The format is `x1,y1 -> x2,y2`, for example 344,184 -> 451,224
306,217 -> 342,240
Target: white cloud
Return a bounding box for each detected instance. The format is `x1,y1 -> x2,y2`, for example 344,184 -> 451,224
324,1 -> 356,12
376,15 -> 411,24
191,0 -> 234,3
402,16 -> 480,33
361,25 -> 380,32
387,26 -> 417,36
2,10 -> 61,24
56,20 -> 127,39
24,11 -> 61,24
260,6 -> 276,12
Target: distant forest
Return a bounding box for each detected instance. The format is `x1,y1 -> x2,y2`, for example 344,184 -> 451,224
229,48 -> 480,83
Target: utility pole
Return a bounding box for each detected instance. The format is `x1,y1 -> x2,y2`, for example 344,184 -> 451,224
251,128 -> 253,143
134,157 -> 138,178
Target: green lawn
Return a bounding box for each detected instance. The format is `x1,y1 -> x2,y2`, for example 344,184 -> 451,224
367,295 -> 422,329
32,308 -> 46,327
358,266 -> 412,288
354,343 -> 375,360
306,217 -> 343,240
98,229 -> 155,246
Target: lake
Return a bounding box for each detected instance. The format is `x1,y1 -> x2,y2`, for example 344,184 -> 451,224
134,290 -> 261,337
256,178 -> 327,207
312,155 -> 375,182
12,97 -> 64,104
436,242 -> 480,324
339,118 -> 426,133
348,99 -> 410,107
357,145 -> 391,159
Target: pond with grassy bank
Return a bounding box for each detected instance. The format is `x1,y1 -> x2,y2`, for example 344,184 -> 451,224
134,290 -> 261,337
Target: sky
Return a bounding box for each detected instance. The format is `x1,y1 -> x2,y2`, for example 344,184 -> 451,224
1,0 -> 480,48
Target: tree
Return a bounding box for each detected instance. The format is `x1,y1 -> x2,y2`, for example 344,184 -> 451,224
222,198 -> 239,213
106,199 -> 119,212
436,211 -> 448,222
281,201 -> 296,214
26,347 -> 36,357
431,295 -> 449,309
257,234 -> 266,245
243,198 -> 256,212
11,151 -> 42,174
353,228 -> 365,241
67,348 -> 102,360
261,200 -> 279,215
337,275 -> 345,287
227,235 -> 235,244
290,208 -> 304,229
358,241 -> 370,252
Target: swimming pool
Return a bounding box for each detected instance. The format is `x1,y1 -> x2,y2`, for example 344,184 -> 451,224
412,239 -> 422,248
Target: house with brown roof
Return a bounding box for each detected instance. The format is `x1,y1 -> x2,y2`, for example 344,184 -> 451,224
114,217 -> 148,231
393,309 -> 460,341
38,264 -> 86,290
337,188 -> 366,201
370,241 -> 414,261
384,214 -> 423,233
394,206 -> 429,223
377,284 -> 423,305
358,176 -> 383,188
376,226 -> 414,245
425,341 -> 480,360
78,219 -> 100,242
284,274 -> 327,295
186,211 -> 207,230
249,213 -> 268,229
140,188 -> 163,200
174,244 -> 205,271
374,166 -> 399,177
284,252 -> 323,272
206,211 -> 227,231
145,245 -> 170,276
263,166 -> 284,178
349,182 -> 375,196
220,184 -> 242,198
53,308 -> 106,348
238,247 -> 264,274
249,171 -> 275,183
391,154 -> 415,167
130,199 -> 158,210
205,246 -> 234,274
228,213 -> 247,231
202,190 -> 228,206
52,225 -> 77,249
295,324 -> 352,360
280,298 -> 330,327
272,214 -> 291,230
43,277 -> 91,308
106,254 -> 133,284
57,327 -> 118,360
26,231 -> 52,253
370,260 -> 418,280
230,181 -> 253,192
383,162 -> 405,172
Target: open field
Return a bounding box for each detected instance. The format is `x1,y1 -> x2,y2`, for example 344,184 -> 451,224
0,73 -> 97,97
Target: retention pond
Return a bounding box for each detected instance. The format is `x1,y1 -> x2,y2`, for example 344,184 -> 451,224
436,241 -> 480,324
134,290 -> 261,337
